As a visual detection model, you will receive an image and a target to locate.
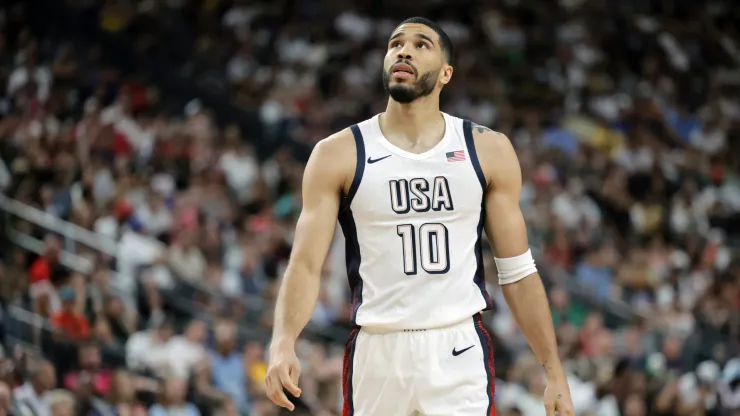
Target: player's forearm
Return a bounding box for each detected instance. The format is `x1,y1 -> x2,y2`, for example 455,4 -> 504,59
501,273 -> 565,379
271,265 -> 321,348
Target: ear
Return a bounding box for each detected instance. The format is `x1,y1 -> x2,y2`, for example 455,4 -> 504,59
439,64 -> 454,86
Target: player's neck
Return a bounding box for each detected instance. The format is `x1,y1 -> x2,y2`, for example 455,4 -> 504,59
383,97 -> 442,139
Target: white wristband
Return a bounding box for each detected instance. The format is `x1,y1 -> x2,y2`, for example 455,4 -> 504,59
495,249 -> 537,285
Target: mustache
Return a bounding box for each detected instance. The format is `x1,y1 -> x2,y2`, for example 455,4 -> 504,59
390,60 -> 418,74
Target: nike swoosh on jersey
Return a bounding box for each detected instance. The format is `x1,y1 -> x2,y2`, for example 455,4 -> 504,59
367,155 -> 392,164
452,345 -> 475,356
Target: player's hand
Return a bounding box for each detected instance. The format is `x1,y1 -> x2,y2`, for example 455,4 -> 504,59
544,376 -> 574,416
265,344 -> 302,411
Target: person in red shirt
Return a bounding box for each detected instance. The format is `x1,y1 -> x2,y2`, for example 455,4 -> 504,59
28,237 -> 61,288
51,286 -> 90,341
29,237 -> 65,317
63,344 -> 113,396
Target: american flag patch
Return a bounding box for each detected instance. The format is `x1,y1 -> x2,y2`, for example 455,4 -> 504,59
446,150 -> 466,162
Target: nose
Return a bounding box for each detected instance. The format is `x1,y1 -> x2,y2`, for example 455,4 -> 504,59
397,44 -> 413,61
397,51 -> 412,61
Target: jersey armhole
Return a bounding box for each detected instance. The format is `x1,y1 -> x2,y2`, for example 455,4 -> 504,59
463,120 -> 487,192
340,124 -> 366,212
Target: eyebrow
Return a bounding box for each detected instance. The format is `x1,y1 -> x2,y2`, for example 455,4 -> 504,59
389,32 -> 436,46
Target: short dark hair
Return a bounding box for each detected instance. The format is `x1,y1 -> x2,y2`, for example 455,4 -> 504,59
395,17 -> 454,65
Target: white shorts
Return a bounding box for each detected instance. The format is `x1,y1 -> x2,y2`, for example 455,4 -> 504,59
342,315 -> 496,416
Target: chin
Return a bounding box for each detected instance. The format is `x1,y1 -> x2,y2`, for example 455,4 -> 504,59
388,86 -> 419,104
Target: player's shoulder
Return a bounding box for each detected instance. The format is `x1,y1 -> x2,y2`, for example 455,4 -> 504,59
310,128 -> 358,168
306,128 -> 358,189
468,122 -> 520,185
469,123 -> 513,155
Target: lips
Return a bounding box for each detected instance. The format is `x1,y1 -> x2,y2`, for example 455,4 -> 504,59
392,62 -> 415,75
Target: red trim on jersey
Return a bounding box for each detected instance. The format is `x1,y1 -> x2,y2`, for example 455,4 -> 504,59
342,328 -> 360,416
475,316 -> 497,416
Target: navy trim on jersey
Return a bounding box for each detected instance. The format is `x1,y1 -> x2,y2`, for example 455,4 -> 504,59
462,120 -> 486,192
343,125 -> 366,208
474,211 -> 492,310
464,120 -> 493,310
338,207 -> 363,325
338,124 -> 365,326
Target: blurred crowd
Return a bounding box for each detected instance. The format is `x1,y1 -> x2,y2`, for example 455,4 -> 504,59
0,0 -> 739,415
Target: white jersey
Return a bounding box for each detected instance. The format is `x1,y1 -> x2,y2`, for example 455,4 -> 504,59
338,112 -> 493,331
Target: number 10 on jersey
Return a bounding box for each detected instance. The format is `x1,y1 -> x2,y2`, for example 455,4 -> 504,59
396,223 -> 450,275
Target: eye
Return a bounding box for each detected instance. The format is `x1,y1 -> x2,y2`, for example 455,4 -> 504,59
390,41 -> 401,48
417,43 -> 429,49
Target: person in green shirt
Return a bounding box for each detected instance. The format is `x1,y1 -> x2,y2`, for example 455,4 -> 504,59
551,286 -> 588,328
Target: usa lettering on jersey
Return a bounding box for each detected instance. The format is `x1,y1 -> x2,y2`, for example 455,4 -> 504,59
388,176 -> 453,275
388,176 -> 454,214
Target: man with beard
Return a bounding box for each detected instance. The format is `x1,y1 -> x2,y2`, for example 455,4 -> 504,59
266,17 -> 574,416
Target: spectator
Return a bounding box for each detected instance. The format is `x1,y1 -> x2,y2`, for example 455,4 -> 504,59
197,320 -> 248,413
116,216 -> 167,304
243,341 -> 268,393
168,229 -> 207,284
168,320 -> 207,379
13,360 -> 56,416
219,141 -> 259,205
574,243 -> 615,301
134,190 -> 172,243
63,344 -> 112,397
50,287 -> 90,342
100,371 -> 147,416
70,371 -> 110,416
45,390 -> 75,416
549,287 -> 587,329
149,378 -> 200,416
124,316 -> 175,378
28,237 -> 62,315
100,296 -> 136,345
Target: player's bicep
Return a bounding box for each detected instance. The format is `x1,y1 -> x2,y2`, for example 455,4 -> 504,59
483,187 -> 529,258
478,131 -> 529,257
477,131 -> 538,285
287,143 -> 342,276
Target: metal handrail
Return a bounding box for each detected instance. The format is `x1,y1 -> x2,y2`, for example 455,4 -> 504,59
0,194 -> 118,255
8,229 -> 94,274
0,195 -> 267,311
6,305 -> 55,333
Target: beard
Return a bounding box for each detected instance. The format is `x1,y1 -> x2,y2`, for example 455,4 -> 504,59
382,68 -> 437,104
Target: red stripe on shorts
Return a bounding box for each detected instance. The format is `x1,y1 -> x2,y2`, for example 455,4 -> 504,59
342,328 -> 360,416
475,315 -> 497,416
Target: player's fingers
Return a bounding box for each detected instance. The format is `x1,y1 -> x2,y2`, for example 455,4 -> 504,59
559,405 -> 575,416
267,385 -> 295,410
279,366 -> 302,397
265,372 -> 295,410
544,403 -> 556,416
554,397 -> 575,415
289,365 -> 302,392
269,390 -> 295,410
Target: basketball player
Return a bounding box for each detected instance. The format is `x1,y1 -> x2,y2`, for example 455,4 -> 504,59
266,17 -> 575,416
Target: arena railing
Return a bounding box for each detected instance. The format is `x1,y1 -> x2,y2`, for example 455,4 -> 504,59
0,195 -> 348,345
0,194 -> 259,304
